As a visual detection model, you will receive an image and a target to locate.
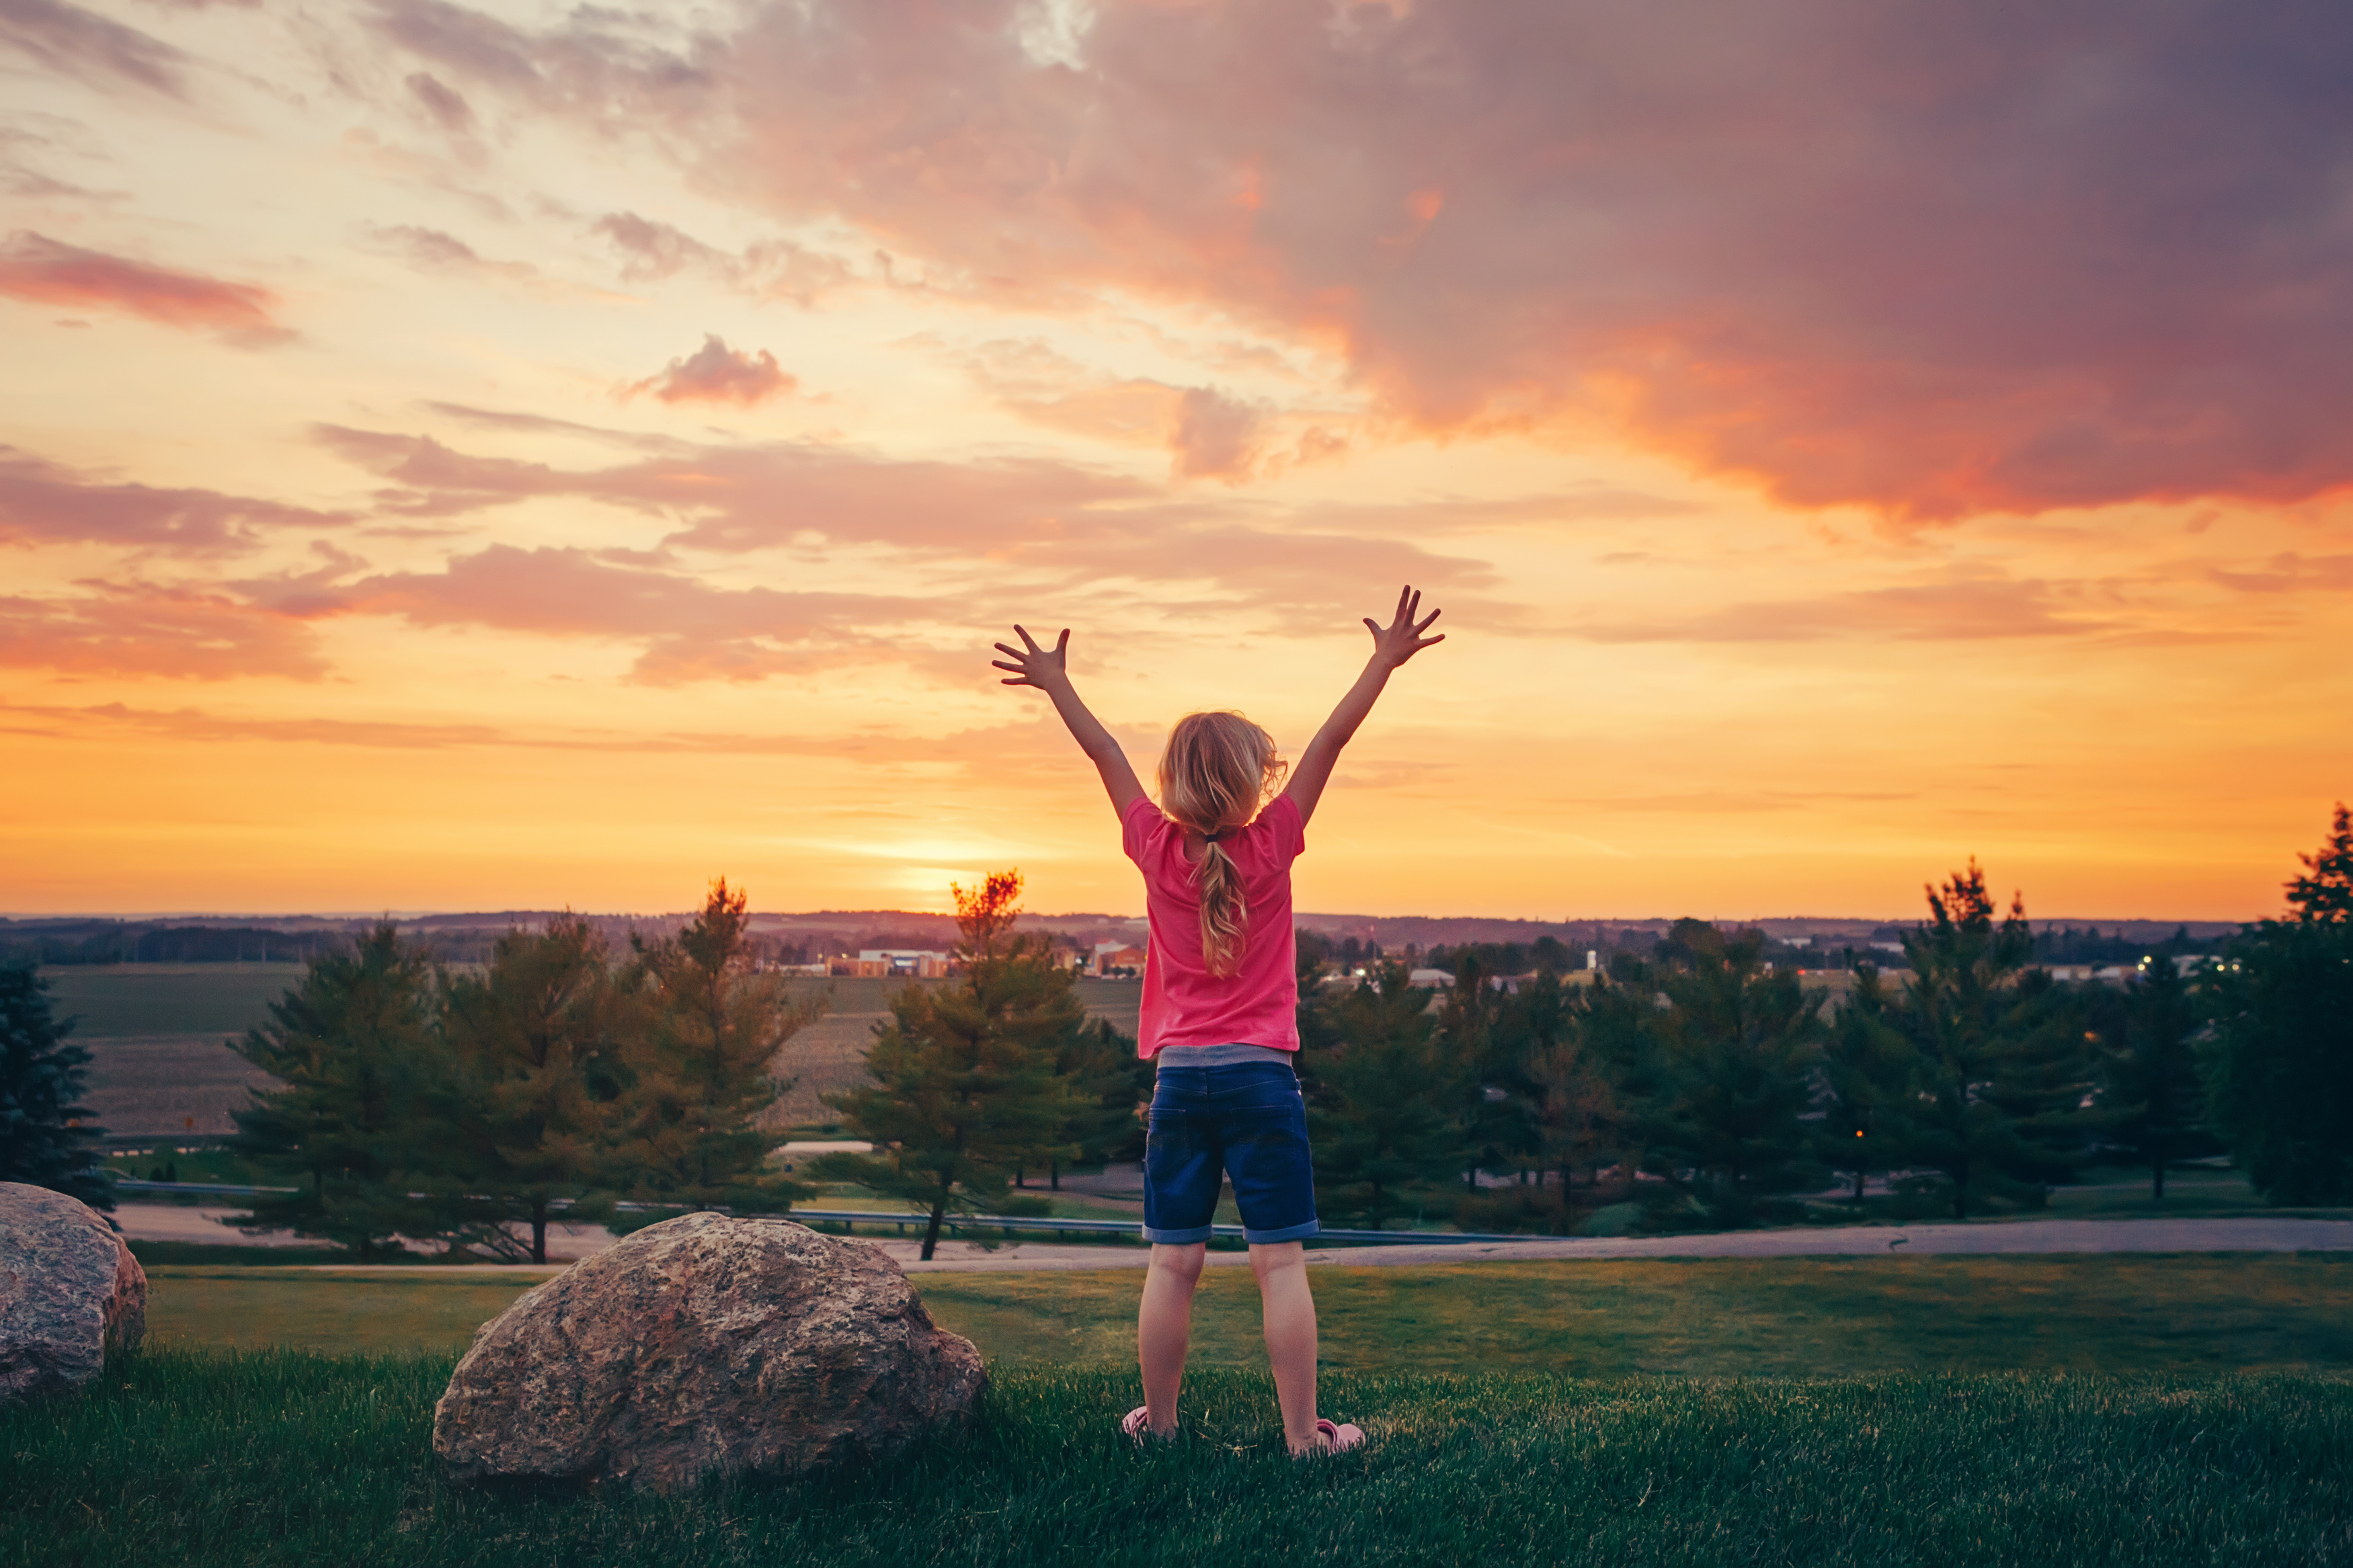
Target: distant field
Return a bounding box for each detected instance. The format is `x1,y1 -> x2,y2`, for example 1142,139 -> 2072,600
140,1254 -> 2353,1374
81,1036 -> 274,1138
44,964 -> 1142,1137
41,963 -> 305,1038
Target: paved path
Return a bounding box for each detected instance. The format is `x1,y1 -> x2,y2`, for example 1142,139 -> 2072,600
115,1204 -> 2353,1273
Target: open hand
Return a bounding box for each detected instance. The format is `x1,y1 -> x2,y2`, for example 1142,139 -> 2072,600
1365,585 -> 1445,667
992,624 -> 1072,690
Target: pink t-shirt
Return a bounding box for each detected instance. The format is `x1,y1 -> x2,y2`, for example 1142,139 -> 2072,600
1121,792 -> 1306,1059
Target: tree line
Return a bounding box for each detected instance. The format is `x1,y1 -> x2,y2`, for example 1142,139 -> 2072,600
1296,809 -> 2353,1231
4,811 -> 2348,1249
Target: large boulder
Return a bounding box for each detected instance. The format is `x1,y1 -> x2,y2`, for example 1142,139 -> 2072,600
0,1182 -> 147,1405
432,1212 -> 985,1493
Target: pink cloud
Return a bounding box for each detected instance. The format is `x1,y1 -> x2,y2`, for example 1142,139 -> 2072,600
1572,575 -> 2124,644
0,584 -> 328,679
0,232 -> 287,343
0,0 -> 189,97
0,444 -> 350,554
325,544 -> 934,684
628,335 -> 797,406
311,421 -> 1501,626
379,0 -> 2353,520
1168,386 -> 1261,482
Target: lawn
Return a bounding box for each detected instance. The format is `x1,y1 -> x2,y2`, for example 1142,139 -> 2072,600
4,1350 -> 2347,1567
136,1255 -> 2353,1374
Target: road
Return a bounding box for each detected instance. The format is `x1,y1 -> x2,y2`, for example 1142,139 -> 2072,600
112,1204 -> 2353,1274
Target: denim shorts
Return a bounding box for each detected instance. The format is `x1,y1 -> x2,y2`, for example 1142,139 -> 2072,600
1143,1059 -> 1320,1245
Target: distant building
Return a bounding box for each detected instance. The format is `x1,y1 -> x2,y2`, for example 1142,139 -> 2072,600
1090,942 -> 1146,978
830,949 -> 952,978
1407,967 -> 1455,989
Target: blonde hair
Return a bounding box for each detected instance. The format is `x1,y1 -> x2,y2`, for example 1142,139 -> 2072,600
1156,712 -> 1288,977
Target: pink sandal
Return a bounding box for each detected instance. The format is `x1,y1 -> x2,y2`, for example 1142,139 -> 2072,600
1300,1417 -> 1365,1455
1121,1405 -> 1170,1443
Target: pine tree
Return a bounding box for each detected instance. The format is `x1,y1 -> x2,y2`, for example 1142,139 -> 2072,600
428,915 -> 630,1262
1049,1016 -> 1149,1186
815,871 -> 1081,1260
1881,862 -> 2091,1219
1638,923 -> 1826,1227
1813,964 -> 1913,1202
1525,1005 -> 1616,1199
608,879 -> 817,1219
2093,955 -> 2219,1200
1491,968 -> 1583,1190
2202,804 -> 2353,1204
0,961 -> 112,1210
1439,953 -> 1543,1192
1304,962 -> 1471,1231
227,925 -> 440,1257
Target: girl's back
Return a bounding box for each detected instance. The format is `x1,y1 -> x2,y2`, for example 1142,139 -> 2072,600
1122,792 -> 1306,1057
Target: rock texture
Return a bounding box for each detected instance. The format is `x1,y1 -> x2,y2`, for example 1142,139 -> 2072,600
433,1212 -> 985,1493
0,1182 -> 147,1405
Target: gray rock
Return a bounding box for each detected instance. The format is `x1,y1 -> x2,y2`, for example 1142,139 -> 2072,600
432,1212 -> 986,1493
0,1182 -> 147,1405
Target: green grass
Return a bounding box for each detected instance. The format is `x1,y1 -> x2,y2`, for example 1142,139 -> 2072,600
136,1255 -> 2353,1373
40,963 -> 308,1038
5,1349 -> 2348,1567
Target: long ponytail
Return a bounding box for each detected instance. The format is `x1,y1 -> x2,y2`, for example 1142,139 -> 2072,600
1156,711 -> 1287,976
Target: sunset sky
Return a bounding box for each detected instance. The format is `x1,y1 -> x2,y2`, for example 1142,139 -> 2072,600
3,0 -> 2347,921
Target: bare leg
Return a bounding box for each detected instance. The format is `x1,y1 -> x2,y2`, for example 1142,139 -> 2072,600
1138,1241 -> 1206,1435
1250,1241 -> 1322,1452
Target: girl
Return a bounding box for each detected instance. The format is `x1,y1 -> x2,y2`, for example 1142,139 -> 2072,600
993,586 -> 1445,1456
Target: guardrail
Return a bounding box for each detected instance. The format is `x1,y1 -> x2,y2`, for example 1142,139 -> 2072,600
105,1183 -> 1532,1245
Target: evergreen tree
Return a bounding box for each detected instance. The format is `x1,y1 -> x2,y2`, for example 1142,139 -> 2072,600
1048,1016 -> 1150,1185
227,925 -> 439,1257
0,961 -> 111,1210
1977,966 -> 2102,1186
1525,999 -> 1616,1198
815,871 -> 1081,1260
1304,962 -> 1471,1230
1813,965 -> 1913,1202
608,879 -> 817,1219
428,915 -> 630,1262
1439,953 -> 1543,1191
2203,804 -> 2353,1204
1638,923 -> 1826,1227
1491,969 -> 1578,1188
1571,965 -> 1671,1186
2092,955 -> 2220,1200
1881,863 -> 2090,1219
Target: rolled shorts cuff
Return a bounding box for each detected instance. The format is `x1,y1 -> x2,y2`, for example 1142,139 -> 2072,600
1143,1223 -> 1215,1245
1242,1218 -> 1320,1245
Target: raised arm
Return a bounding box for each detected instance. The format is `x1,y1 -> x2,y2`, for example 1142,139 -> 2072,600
993,625 -> 1148,819
1281,586 -> 1445,827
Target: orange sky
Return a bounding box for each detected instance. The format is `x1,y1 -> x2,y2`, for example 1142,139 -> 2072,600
3,1 -> 2348,921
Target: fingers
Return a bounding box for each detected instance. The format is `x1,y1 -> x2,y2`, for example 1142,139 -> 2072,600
990,660 -> 1024,672
1014,624 -> 1042,652
1414,606 -> 1443,633
992,643 -> 1026,659
1393,584 -> 1412,622
1363,617 -> 1382,636
1055,628 -> 1070,653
